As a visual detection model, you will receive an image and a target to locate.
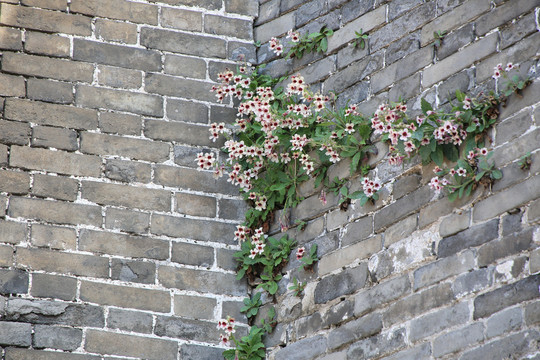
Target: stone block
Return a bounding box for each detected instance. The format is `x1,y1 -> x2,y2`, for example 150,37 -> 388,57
0,73 -> 25,97
437,23 -> 475,60
0,321 -> 31,346
104,159 -> 152,184
439,210 -> 470,237
354,274 -> 411,316
31,223 -> 76,250
438,218 -> 499,258
33,325 -> 82,351
0,170 -> 30,194
475,0 -> 538,36
24,31 -> 70,57
81,132 -> 169,162
27,78 -> 73,105
0,245 -> 13,267
413,250 -> 474,290
217,248 -> 238,271
452,267 -> 492,297
524,300 -> 540,326
70,0 -> 158,24
205,14 -> 252,39
460,330 -> 540,360
151,214 -> 236,245
141,27 -> 226,58
31,125 -> 78,151
0,119 -> 31,145
374,186 -> 431,231
384,214 -> 417,247
486,307 -> 522,339
31,273 -> 77,301
99,111 -> 141,135
21,0 -> 67,10
225,0 -> 258,16
5,348 -> 99,360
347,327 -> 406,359
254,11 -> 295,43
0,220 -> 27,244
164,54 -> 206,79
95,19 -> 138,44
154,165 -> 238,195
314,264 -> 368,304
80,280 -> 170,312
218,198 -> 248,221
255,0 -> 279,25
154,315 -> 221,343
319,236 -> 381,276
0,27 -> 22,50
327,313 -> 382,349
145,119 -> 217,146
97,65 -> 142,89
324,52 -> 382,93
174,294 -> 216,320
432,323 -> 484,357
388,0 -> 423,20
31,174 -> 78,201
477,228 -> 533,267
111,259 -> 156,284
9,197 -> 101,226
495,109 -> 533,146
107,308 -> 153,334
389,73 -> 422,102
500,11 -> 537,49
274,335 -> 327,360
180,344 -> 226,360
341,216 -> 373,246
105,207 -> 150,233
172,241 -> 214,267
158,266 -> 247,296
0,269 -> 28,295
409,302 -> 469,342
437,70 -> 472,104
167,99 -> 208,123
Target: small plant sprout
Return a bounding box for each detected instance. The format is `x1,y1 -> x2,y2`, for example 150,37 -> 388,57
240,292 -> 262,320
518,152 -> 532,170
289,277 -> 307,297
433,30 -> 446,48
492,63 -> 532,97
298,244 -> 319,271
284,26 -> 334,59
353,29 -> 369,49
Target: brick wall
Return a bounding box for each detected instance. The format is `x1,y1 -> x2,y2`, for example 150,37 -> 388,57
254,1 -> 540,359
0,0 -> 258,359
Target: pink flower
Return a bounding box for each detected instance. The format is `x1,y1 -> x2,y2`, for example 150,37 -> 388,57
296,247 -> 305,260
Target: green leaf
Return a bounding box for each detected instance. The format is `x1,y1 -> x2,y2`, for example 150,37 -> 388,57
430,147 -> 444,166
268,281 -> 278,295
465,183 -> 473,197
421,98 -> 433,113
320,37 -> 328,52
351,151 -> 362,174
491,169 -> 502,179
475,171 -> 486,181
448,191 -> 459,202
442,144 -> 459,162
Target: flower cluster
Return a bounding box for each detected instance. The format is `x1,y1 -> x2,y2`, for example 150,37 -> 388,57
269,37 -> 283,56
295,247 -> 305,260
249,228 -> 266,259
492,62 -> 515,79
196,152 -> 215,171
360,177 -> 381,198
217,316 -> 236,347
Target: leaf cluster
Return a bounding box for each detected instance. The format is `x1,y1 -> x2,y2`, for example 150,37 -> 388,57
286,26 -> 334,59
353,29 -> 369,49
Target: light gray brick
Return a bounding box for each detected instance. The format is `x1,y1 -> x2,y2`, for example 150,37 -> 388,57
384,214 -> 417,247
319,235 -> 381,275
477,228 -> 533,267
409,302 -> 469,342
95,19 -> 138,44
154,165 -> 238,195
145,73 -> 216,103
97,65 -> 142,89
0,73 -> 25,97
107,308 -> 153,334
254,11 -> 294,43
0,322 -> 31,347
172,241 -> 214,267
475,0 -> 538,36
174,294 -> 216,320
111,259 -> 156,284
33,325 -> 82,351
70,0 -> 158,25
275,335 -> 327,360
0,27 -> 22,50
315,264 -> 368,304
0,170 -> 30,194
164,54 -> 206,79
175,193 -> 216,217
437,23 -> 475,60
433,323 -> 484,357
31,273 -> 77,301
31,125 -> 78,151
439,210 -> 470,237
460,330 -> 540,360
324,52 -> 382,93
327,313 -> 382,350
414,250 -> 474,290
354,274 -> 411,316
158,266 -> 247,296
486,307 -> 522,339
21,0 -> 67,10
6,348 -> 99,360
24,31 -> 70,57
141,27 -> 226,58
167,99 -> 208,123
105,207 -> 150,233
347,328 -> 406,359
144,119 -> 217,146
81,132 -> 169,162
151,214 -> 236,245
0,119 -> 31,145
99,111 -> 141,135
31,223 -> 77,250
27,78 -> 73,104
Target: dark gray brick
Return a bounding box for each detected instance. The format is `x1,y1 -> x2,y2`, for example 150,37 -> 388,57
31,273 -> 77,301
141,27 -> 226,58
111,259 -> 156,284
0,119 -> 31,145
347,328 -> 406,359
107,308 -> 153,334
413,250 -> 474,290
438,219 -> 499,258
460,330 -> 540,360
180,344 -> 225,360
382,342 -> 431,360
0,322 -> 31,346
275,335 -> 327,360
452,268 -> 492,297
104,159 -> 152,184
314,264 -> 368,304
409,302 -> 469,342
27,78 -> 73,104
477,228 -> 533,267
151,214 -> 236,245
31,125 -> 78,151
172,242 -> 214,267
99,111 -> 142,136
374,186 -> 431,231
205,14 -> 252,39
105,207 -> 150,233
432,323 -> 484,357
174,294 -> 216,320
33,325 -> 82,351
0,269 -> 28,294
354,274 -> 411,316
158,266 -> 247,296
155,316 -> 220,343
327,313 -> 382,349
436,23 -> 474,60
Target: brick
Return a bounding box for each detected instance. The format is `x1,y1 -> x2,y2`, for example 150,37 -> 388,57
21,0 -> 67,10
0,170 -> 30,194
226,0 -> 258,16
389,73 -> 422,101
0,220 -> 27,244
347,328 -> 406,360
104,160 -> 151,184
0,119 -> 31,145
439,210 -> 470,237
531,248 -> 540,274
70,0 -> 158,24
0,3 -> 91,35
99,112 -> 141,135
76,85 -> 163,117
439,70 -> 472,104
418,187 -> 480,229
354,274 -> 411,316
493,128 -> 540,167
155,315 -> 220,343
144,119 -> 216,146
107,308 -> 153,333
27,78 -> 73,104
80,280 -> 170,312
151,214 -> 236,244
421,0 -> 490,46
384,214 -> 417,247
437,23 -> 475,60
0,27 -> 22,50
314,264 -> 368,304
17,247 -> 108,278
495,109 -> 533,145
141,27 -> 226,58
336,42 -> 369,70
111,259 -> 156,284
502,211 -> 523,236
222,300 -> 248,324
254,11 -> 294,43
10,146 -> 100,177
438,218 -> 498,257
413,250 -> 474,290
31,126 -> 77,151
319,236 -> 381,276
105,207 -> 150,233
31,223 -> 76,250
474,175 -> 540,221
383,343 -> 431,360
162,7 -> 202,31
291,191 -> 339,223
296,0 -> 328,27
0,245 -> 13,267
477,229 -> 533,267
423,33 -> 498,87
6,348 -> 99,360
0,322 -> 31,346
255,0 -> 279,25
219,198 -> 248,220
32,174 -> 78,202
172,241 -> 214,267
205,14 -> 252,39
460,330 -> 540,360
486,307 -> 522,339
180,344 -> 226,360
95,19 -> 137,44
158,0 -> 221,8
372,46 -> 432,93
167,99 -> 208,124
327,5 -> 386,52
275,335 -> 327,360
433,323 -> 484,357
217,248 -> 238,271
383,283 -> 453,326
154,165 -> 238,195
158,266 -> 247,296
25,31 -> 70,57
476,0 -> 538,36
409,302 -> 469,342
323,52 -> 382,94
500,11 -> 537,49
174,294 -> 216,320
374,186 -> 431,231
82,181 -> 169,211
524,301 -> 540,325
97,65 -> 142,89
79,229 -> 168,260
145,73 -> 216,103
31,273 -> 77,301
81,132 -> 169,162
0,73 -> 25,97
0,145 -> 7,166
164,54 -> 206,79
474,274 -> 540,319
388,0 -> 423,20
175,193 -> 216,217
327,313 -> 382,349
5,98 -> 98,130
85,330 -> 177,360
33,325 -> 82,351
0,269 -> 28,294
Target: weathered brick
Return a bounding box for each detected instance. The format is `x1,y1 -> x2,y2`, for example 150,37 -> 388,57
33,325 -> 82,351
315,264 -> 368,304
474,274 -> 540,319
0,73 -> 25,97
495,109 -> 533,145
0,27 -> 22,50
0,220 -> 27,244
437,24 -> 475,60
323,52 -> 382,94
254,11 -> 294,43
5,98 -> 98,130
6,298 -> 104,327
99,111 -> 142,135
410,302 -> 469,342
217,248 -> 238,271
151,214 -> 236,244
81,132 -> 169,162
0,119 -> 31,145
76,85 -> 163,117
382,342 -> 432,360
16,247 -> 108,278
228,41 -> 258,64
438,218 -> 498,257
388,0 -> 423,20
84,330 -> 177,360
31,126 -> 77,151
70,0 -> 158,24
0,170 -> 30,194
389,73 -> 422,101
107,308 -> 153,333
383,283 -> 454,326
6,348 -> 99,360
111,258 -> 156,284
354,274 -> 410,316
2,52 -> 93,82
158,266 -> 247,296
10,146 -> 101,177
97,65 -> 142,89
296,0 -> 328,27
205,14 -> 252,39
174,294 -> 216,320
31,223 -> 76,250
423,33 -> 498,87
172,241 -> 214,267
180,344 -> 226,360
144,119 -> 216,146
95,19 -> 138,44
25,31 -> 70,57
32,174 -> 79,202
492,128 -> 540,167
384,214 -> 417,247
374,186 -> 431,231
155,315 -> 220,343
10,197 -> 101,226
439,210 -> 470,237
31,273 -> 77,301
105,207 -> 150,233
255,0 -> 279,25
486,306 -> 522,339
500,11 -> 537,49
473,175 -> 540,222
79,229 -> 168,260
327,313 -> 382,349
80,280 -> 170,312
81,181 -> 170,211
531,247 -> 540,274
154,165 -> 238,195
104,159 -> 151,184
225,0 -> 258,16
291,191 -> 339,223
141,27 -> 226,58
175,193 -> 216,217
319,236 -> 381,276
477,229 -> 533,267
0,145 -> 7,166
27,78 -> 73,104
0,321 -> 31,346
460,330 -> 540,360
218,198 -> 249,221
0,245 -> 13,267
433,323 -> 484,357
476,0 -> 537,36
413,250 -> 474,290
524,300 -> 540,326
275,335 -> 327,360
0,269 -> 28,294
0,3 -> 91,35
162,7 -> 202,31
438,70 -> 472,104
502,211 -> 523,236
347,328 -> 407,360
418,186 -> 480,229
167,99 -> 208,124
145,73 -> 216,103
